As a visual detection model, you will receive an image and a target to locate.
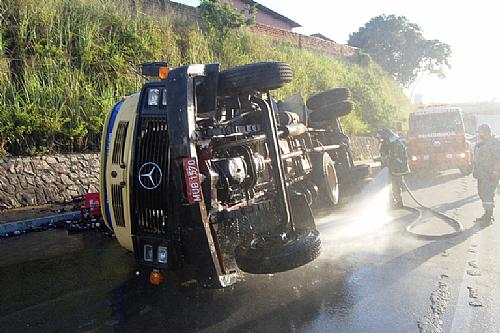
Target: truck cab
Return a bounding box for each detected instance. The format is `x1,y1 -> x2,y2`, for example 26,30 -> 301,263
407,106 -> 472,174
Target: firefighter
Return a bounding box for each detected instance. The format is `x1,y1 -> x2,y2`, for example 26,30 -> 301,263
473,124 -> 500,223
377,128 -> 410,208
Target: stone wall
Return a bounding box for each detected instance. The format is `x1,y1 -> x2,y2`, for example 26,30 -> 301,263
349,136 -> 380,161
0,154 -> 99,209
0,137 -> 377,210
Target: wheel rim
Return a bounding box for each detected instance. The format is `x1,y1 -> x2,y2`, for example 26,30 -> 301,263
326,164 -> 337,192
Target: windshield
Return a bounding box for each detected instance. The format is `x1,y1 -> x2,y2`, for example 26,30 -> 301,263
409,112 -> 464,135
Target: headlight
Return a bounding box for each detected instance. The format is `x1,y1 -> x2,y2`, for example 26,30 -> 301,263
144,245 -> 153,262
162,89 -> 167,106
158,246 -> 168,264
446,153 -> 453,159
148,88 -> 160,106
459,153 -> 466,158
411,156 -> 418,161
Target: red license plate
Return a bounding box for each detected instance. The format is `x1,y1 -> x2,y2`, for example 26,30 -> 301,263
182,157 -> 203,204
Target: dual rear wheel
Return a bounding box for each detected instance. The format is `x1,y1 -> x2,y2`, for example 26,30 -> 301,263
307,88 -> 354,122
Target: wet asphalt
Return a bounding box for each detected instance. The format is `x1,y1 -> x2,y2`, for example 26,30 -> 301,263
1,170 -> 499,333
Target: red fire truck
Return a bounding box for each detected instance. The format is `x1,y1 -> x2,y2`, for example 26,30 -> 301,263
407,106 -> 473,174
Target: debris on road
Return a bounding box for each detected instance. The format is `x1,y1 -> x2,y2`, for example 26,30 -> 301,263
468,300 -> 483,307
467,286 -> 479,299
468,261 -> 479,269
466,269 -> 482,277
418,276 -> 450,333
0,192 -> 114,239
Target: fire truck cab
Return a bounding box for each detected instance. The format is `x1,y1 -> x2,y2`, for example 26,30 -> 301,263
407,106 -> 473,174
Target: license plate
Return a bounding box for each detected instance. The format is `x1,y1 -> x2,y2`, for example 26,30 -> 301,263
182,157 -> 203,204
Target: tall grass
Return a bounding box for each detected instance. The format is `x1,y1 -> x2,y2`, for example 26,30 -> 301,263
1,0 -> 181,155
0,0 -> 411,156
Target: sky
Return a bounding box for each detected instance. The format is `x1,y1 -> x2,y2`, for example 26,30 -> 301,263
176,0 -> 500,104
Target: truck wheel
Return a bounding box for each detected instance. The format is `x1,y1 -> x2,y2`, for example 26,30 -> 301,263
309,101 -> 353,122
306,88 -> 351,110
235,229 -> 321,274
218,62 -> 293,96
311,152 -> 339,206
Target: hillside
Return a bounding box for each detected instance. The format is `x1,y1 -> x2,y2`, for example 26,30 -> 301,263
0,0 -> 412,156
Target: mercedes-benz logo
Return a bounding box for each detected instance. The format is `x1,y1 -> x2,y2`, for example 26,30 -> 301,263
138,162 -> 163,190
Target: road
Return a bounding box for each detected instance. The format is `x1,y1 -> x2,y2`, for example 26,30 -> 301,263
0,169 -> 499,333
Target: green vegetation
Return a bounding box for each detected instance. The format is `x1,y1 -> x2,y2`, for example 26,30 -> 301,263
348,15 -> 452,86
0,0 -> 411,156
199,0 -> 255,59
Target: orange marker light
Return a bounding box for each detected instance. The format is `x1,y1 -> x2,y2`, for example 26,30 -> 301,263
150,271 -> 164,285
158,66 -> 170,79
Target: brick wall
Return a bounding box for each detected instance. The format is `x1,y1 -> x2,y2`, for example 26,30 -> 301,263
164,1 -> 201,20
229,0 -> 296,31
143,2 -> 359,62
248,24 -> 359,61
142,0 -> 201,21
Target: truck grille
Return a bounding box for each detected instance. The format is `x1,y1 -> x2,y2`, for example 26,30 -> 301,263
415,138 -> 462,153
111,184 -> 125,227
134,116 -> 169,235
112,121 -> 129,164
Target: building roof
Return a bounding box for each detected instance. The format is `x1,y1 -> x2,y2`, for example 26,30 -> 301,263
311,33 -> 335,43
239,0 -> 301,28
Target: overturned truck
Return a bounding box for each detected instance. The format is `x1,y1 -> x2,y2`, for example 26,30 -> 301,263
100,62 -> 366,287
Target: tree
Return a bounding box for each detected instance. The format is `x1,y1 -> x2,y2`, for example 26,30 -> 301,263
348,15 -> 451,86
199,0 -> 255,57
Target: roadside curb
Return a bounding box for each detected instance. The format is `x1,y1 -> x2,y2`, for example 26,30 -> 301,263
0,211 -> 79,235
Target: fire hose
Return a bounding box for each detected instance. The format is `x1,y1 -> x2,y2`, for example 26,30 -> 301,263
401,178 -> 464,240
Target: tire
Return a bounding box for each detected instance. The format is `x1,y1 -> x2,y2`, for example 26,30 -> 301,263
218,62 -> 293,96
235,229 -> 321,274
309,101 -> 353,122
306,88 -> 351,110
310,152 -> 339,206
